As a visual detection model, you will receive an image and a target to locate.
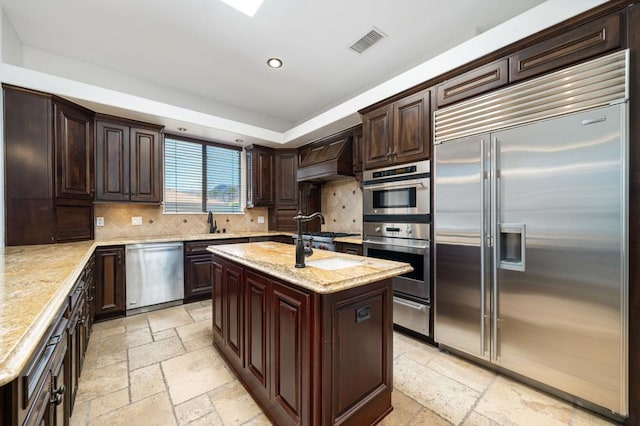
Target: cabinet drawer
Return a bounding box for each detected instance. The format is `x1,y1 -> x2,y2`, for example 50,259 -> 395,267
21,305 -> 67,410
69,275 -> 86,310
509,11 -> 624,82
437,59 -> 508,107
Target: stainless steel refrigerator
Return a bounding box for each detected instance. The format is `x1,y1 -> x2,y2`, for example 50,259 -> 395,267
434,50 -> 628,416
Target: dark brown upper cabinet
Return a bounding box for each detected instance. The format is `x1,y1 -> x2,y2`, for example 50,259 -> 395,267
54,102 -> 94,200
363,89 -> 431,170
246,145 -> 274,208
274,149 -> 298,206
3,85 -> 94,246
352,125 -> 363,173
95,117 -> 163,203
509,11 -> 624,83
437,59 -> 509,107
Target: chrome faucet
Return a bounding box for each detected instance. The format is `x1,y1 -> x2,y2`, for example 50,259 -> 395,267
293,210 -> 325,268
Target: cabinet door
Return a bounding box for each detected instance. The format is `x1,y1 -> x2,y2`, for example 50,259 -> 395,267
393,90 -> 430,164
510,12 -> 623,82
54,103 -> 94,200
184,254 -> 214,301
247,146 -> 274,207
3,87 -> 55,246
274,150 -> 298,206
437,59 -> 508,107
67,304 -> 81,410
224,262 -> 244,370
363,104 -> 393,169
244,271 -> 270,399
130,127 -> 162,203
270,281 -> 311,425
352,125 -> 364,173
95,247 -> 126,318
49,330 -> 68,426
95,121 -> 130,201
212,258 -> 224,339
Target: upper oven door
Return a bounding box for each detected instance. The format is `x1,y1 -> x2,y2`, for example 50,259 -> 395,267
363,177 -> 430,215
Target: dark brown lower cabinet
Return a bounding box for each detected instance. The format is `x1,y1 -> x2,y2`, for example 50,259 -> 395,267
0,302 -> 69,426
336,241 -> 363,256
94,246 -> 126,319
211,255 -> 393,425
184,239 -> 250,302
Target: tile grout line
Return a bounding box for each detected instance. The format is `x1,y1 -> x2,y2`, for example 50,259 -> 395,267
458,373 -> 498,425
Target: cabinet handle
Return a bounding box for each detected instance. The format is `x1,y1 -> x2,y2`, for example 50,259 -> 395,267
387,148 -> 392,159
50,384 -> 65,406
87,296 -> 95,302
117,254 -> 122,264
78,316 -> 86,325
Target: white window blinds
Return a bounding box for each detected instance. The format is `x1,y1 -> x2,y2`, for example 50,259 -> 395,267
164,137 -> 242,213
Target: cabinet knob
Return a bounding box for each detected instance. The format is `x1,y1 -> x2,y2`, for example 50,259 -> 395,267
50,384 -> 65,405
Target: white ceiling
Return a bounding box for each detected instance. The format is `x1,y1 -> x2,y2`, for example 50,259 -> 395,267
1,0 -> 560,144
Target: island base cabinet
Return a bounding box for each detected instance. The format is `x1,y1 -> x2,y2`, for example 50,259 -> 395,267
211,255 -> 393,425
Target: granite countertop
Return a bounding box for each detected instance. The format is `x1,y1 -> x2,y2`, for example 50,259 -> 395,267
207,241 -> 412,294
0,231 -> 292,387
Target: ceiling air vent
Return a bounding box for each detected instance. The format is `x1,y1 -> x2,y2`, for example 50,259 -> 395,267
349,27 -> 386,54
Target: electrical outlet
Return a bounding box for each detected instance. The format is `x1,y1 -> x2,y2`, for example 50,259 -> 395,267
257,216 -> 265,224
131,216 -> 143,226
96,217 -> 105,227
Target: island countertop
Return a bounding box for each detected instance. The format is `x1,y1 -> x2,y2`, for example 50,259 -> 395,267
207,241 -> 413,294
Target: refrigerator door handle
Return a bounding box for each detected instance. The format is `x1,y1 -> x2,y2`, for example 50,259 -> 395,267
480,138 -> 487,356
491,137 -> 499,362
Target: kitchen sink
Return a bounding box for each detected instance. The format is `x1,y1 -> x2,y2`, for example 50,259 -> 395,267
305,257 -> 364,270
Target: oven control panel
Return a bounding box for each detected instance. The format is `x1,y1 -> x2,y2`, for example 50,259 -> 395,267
363,222 -> 430,240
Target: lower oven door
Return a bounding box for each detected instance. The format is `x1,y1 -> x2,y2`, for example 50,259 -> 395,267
393,297 -> 430,336
362,238 -> 430,300
363,237 -> 431,337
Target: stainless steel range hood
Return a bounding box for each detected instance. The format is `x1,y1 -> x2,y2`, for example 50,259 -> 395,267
296,136 -> 354,182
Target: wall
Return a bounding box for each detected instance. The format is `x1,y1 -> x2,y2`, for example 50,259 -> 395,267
1,7 -> 23,66
94,204 -> 269,240
321,178 -> 362,234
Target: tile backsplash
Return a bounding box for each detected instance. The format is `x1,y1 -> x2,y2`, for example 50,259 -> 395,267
321,178 -> 363,234
94,204 -> 269,240
93,178 -> 362,239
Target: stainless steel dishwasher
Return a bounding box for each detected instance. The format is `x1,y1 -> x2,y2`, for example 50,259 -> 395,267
126,242 -> 184,313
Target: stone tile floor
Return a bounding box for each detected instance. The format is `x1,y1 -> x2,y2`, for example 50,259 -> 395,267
70,300 -> 618,425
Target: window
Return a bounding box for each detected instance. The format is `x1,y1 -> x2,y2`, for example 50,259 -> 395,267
164,136 -> 243,213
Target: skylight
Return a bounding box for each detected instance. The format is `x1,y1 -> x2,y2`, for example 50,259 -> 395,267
219,0 -> 264,17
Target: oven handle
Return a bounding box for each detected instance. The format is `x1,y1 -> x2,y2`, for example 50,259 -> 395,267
363,180 -> 426,191
393,296 -> 428,312
363,239 -> 428,250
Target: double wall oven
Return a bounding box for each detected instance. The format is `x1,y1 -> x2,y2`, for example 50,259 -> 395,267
362,161 -> 431,337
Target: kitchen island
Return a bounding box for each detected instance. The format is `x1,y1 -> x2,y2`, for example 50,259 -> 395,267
207,241 -> 412,425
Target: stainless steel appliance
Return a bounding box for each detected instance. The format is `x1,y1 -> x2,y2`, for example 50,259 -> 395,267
292,232 -> 358,252
362,159 -> 431,337
434,50 -> 628,416
363,161 -> 430,219
126,242 -> 185,313
363,222 -> 430,336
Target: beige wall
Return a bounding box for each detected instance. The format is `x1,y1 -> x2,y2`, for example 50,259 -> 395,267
94,204 -> 269,240
321,178 -> 363,234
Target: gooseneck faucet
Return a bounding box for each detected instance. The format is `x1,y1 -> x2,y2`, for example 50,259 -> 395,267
293,210 -> 325,268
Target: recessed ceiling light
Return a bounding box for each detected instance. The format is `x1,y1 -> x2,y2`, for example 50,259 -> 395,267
177,127 -> 187,132
267,58 -> 283,68
219,0 -> 264,17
